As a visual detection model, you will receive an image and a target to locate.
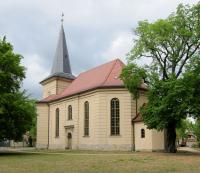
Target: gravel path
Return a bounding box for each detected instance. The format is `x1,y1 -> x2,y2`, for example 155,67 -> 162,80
178,147 -> 200,153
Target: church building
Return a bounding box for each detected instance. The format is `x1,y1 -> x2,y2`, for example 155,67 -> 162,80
36,23 -> 164,151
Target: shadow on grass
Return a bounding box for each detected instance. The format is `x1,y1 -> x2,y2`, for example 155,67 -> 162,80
176,150 -> 200,156
0,151 -> 41,157
1,148 -> 200,158
152,150 -> 200,158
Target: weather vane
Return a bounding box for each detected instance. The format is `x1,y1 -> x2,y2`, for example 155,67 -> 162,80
61,12 -> 64,24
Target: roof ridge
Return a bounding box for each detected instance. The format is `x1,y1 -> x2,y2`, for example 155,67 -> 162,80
78,59 -> 118,76
55,59 -> 119,96
39,58 -> 126,103
101,59 -> 118,86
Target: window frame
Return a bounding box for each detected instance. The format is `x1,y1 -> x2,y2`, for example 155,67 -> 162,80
68,105 -> 72,120
55,108 -> 59,138
110,98 -> 120,136
141,129 -> 145,138
84,101 -> 89,136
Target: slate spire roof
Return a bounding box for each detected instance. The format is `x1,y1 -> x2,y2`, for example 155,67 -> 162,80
41,24 -> 75,83
51,24 -> 72,75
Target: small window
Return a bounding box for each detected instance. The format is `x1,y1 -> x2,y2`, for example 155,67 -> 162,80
84,101 -> 89,136
141,129 -> 145,138
68,105 -> 72,120
55,108 -> 59,137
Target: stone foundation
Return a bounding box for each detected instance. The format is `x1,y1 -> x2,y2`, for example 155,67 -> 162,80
37,143 -> 133,151
36,143 -> 48,149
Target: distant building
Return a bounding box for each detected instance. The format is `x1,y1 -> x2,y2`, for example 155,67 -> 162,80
186,133 -> 197,147
178,132 -> 197,147
36,22 -> 164,151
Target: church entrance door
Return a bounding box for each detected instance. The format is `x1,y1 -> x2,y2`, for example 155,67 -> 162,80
67,133 -> 72,149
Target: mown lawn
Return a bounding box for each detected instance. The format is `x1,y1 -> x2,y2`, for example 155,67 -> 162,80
0,150 -> 200,173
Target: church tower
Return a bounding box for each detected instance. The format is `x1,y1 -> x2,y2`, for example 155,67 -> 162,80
40,16 -> 75,98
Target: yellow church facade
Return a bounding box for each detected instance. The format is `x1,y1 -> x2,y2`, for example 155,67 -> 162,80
36,24 -> 164,151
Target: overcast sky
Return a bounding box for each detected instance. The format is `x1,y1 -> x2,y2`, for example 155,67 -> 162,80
0,0 -> 199,99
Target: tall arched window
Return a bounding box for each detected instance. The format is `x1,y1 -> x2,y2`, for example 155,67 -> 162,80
55,108 -> 59,137
84,101 -> 89,136
68,105 -> 72,120
110,98 -> 120,135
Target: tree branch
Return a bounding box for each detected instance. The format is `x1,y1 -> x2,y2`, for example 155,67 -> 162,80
176,43 -> 200,78
151,49 -> 169,80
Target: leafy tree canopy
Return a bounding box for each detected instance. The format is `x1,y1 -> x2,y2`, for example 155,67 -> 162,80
191,119 -> 200,147
176,119 -> 192,140
0,37 -> 36,142
121,3 -> 200,153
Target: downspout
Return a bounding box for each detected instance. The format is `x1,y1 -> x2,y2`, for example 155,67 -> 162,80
77,95 -> 80,149
132,95 -> 138,151
47,103 -> 50,149
132,120 -> 135,151
136,97 -> 138,115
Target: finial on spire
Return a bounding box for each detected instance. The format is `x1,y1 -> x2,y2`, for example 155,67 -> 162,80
61,12 -> 64,24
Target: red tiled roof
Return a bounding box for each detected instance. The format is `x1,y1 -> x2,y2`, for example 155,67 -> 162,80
132,103 -> 147,122
38,59 -> 125,103
132,113 -> 143,122
40,95 -> 57,102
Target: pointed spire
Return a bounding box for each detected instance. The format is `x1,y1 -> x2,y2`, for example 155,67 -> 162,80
50,14 -> 74,79
40,14 -> 75,84
61,12 -> 64,25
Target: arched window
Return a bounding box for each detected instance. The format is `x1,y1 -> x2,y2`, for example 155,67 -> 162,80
55,108 -> 59,137
84,101 -> 89,136
68,105 -> 72,120
141,129 -> 145,138
110,98 -> 120,135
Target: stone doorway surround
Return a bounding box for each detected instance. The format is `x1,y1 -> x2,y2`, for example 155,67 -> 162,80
64,125 -> 74,149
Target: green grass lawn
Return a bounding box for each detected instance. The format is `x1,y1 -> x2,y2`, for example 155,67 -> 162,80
0,150 -> 200,173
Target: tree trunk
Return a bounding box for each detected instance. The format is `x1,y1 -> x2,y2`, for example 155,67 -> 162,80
164,123 -> 177,153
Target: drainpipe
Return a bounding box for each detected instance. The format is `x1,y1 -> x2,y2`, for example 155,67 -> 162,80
47,103 -> 50,149
132,97 -> 138,151
77,95 -> 80,149
132,121 -> 135,151
136,95 -> 138,116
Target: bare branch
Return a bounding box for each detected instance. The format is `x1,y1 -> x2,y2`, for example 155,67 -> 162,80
151,49 -> 169,79
176,43 -> 200,78
140,54 -> 153,58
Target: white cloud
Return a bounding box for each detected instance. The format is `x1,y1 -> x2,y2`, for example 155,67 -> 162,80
0,0 -> 199,98
100,32 -> 133,63
21,54 -> 49,98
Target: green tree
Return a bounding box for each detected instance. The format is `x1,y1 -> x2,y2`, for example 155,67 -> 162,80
121,3 -> 200,153
0,37 -> 36,142
29,100 -> 37,139
176,119 -> 191,142
184,57 -> 200,117
191,119 -> 200,147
